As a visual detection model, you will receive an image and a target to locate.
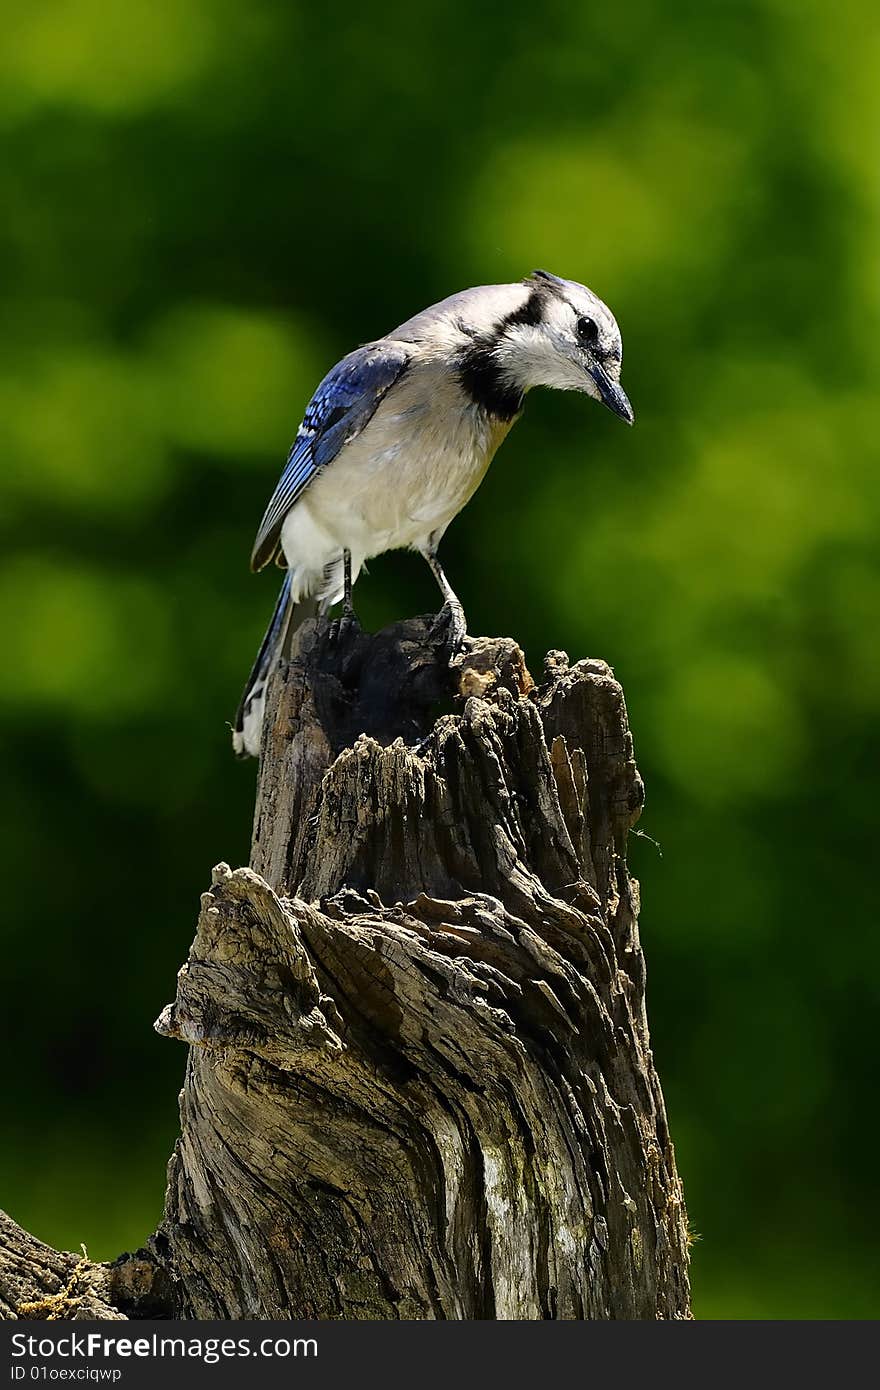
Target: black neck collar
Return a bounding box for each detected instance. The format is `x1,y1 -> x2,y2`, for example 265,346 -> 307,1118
458,345 -> 523,420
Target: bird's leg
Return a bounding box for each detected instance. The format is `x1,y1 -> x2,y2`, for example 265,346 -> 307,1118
342,549 -> 355,618
423,544 -> 467,657
336,548 -> 360,642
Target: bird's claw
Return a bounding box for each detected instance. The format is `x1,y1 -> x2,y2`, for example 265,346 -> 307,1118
429,601 -> 467,664
327,606 -> 361,647
340,605 -> 361,641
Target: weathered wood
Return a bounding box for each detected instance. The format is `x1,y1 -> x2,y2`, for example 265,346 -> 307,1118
1,617 -> 689,1320
0,1210 -> 165,1320
154,618 -> 691,1319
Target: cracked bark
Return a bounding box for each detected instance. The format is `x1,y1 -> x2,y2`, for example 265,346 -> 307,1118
1,617 -> 690,1321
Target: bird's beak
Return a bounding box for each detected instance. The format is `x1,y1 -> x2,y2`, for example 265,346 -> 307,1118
589,362 -> 634,425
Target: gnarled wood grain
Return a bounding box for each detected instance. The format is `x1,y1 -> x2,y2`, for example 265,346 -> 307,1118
156,618 -> 690,1319
1,617 -> 689,1320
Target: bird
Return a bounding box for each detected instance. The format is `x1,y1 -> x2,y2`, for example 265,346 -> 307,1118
233,269 -> 633,757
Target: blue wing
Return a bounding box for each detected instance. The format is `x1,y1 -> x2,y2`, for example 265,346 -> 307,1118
250,342 -> 410,571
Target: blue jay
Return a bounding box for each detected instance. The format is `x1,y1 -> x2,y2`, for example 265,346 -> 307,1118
233,269 -> 633,756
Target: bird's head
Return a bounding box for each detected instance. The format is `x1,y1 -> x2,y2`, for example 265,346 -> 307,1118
490,269 -> 633,423
391,270 -> 633,423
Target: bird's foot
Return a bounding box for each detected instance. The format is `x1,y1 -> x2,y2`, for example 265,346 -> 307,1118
429,600 -> 467,665
339,602 -> 361,642
327,604 -> 361,647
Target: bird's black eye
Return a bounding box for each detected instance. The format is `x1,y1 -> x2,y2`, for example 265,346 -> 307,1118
576,316 -> 599,348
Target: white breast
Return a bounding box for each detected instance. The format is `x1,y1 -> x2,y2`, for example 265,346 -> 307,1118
280,362 -> 515,602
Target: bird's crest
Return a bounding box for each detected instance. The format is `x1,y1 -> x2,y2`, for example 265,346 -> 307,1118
524,268 -> 566,291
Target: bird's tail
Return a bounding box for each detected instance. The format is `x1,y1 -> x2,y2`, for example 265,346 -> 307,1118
232,573 -> 318,758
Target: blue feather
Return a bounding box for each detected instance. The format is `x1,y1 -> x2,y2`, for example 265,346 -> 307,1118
250,343 -> 409,571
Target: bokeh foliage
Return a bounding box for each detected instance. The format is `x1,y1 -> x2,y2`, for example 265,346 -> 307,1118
1,0 -> 878,1319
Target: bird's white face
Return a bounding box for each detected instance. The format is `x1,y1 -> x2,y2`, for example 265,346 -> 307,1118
388,271 -> 632,424
495,274 -> 633,423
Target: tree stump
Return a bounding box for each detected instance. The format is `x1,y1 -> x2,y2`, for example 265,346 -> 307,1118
1,617 -> 691,1320
156,617 -> 691,1319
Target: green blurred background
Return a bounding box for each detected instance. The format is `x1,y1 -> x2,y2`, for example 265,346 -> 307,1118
1,0 -> 878,1320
